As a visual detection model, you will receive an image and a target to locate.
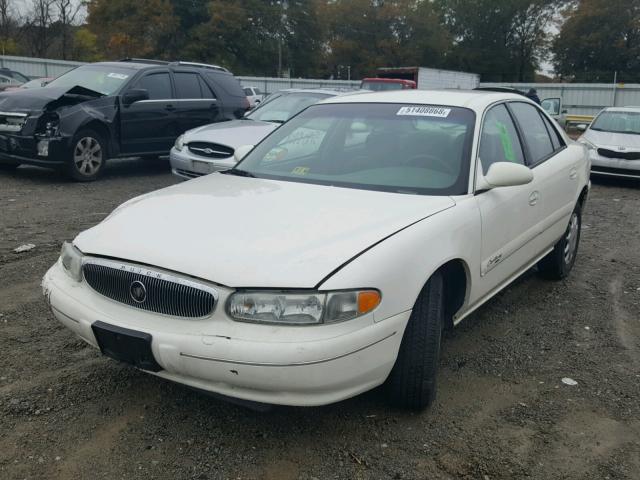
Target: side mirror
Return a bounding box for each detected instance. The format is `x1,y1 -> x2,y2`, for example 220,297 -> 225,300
122,88 -> 149,106
576,124 -> 587,132
483,162 -> 533,189
234,144 -> 254,162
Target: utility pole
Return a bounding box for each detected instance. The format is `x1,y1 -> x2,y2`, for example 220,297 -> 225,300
612,71 -> 618,107
347,65 -> 351,81
278,36 -> 282,77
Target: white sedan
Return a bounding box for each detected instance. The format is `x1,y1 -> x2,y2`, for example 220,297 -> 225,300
43,90 -> 590,409
578,107 -> 640,178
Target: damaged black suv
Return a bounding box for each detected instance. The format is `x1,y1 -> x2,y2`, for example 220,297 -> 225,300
0,59 -> 249,181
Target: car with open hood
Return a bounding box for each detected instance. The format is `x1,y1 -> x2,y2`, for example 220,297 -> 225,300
170,88 -> 357,179
0,60 -> 248,181
578,107 -> 640,179
43,90 -> 590,409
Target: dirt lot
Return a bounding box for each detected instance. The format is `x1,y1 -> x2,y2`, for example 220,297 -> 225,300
1,161 -> 639,480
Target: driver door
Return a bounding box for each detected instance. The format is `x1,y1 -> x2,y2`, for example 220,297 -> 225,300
474,103 -> 541,297
120,70 -> 179,155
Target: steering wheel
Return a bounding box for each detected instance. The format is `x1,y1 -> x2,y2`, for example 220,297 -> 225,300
402,153 -> 456,175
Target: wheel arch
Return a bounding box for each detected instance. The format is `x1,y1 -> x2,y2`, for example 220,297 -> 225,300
77,120 -> 114,157
577,185 -> 589,210
432,258 -> 470,330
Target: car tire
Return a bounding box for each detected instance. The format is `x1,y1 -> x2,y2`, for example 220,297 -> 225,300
387,271 -> 444,410
65,129 -> 107,182
538,203 -> 582,280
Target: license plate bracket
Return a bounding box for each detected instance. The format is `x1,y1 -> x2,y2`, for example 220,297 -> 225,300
91,321 -> 162,372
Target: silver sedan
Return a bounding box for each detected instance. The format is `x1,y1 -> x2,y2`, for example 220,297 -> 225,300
170,89 -> 354,179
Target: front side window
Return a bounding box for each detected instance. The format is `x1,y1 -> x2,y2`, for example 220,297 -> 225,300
541,98 -> 561,116
46,65 -> 134,95
136,72 -> 172,100
235,103 -> 475,195
509,102 -> 554,165
591,110 -> 640,135
479,104 -> 525,174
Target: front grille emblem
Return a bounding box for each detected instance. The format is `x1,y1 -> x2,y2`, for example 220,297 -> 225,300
129,280 -> 147,303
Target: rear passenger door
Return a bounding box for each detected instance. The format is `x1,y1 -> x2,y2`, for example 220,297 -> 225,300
120,69 -> 179,154
172,70 -> 220,133
508,102 -> 578,249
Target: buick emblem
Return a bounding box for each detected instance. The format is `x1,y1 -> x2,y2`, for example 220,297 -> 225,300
129,280 -> 147,303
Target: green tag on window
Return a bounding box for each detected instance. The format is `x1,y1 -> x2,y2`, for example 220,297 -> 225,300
496,121 -> 516,162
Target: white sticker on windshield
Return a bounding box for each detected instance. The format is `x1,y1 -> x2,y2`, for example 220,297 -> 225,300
107,73 -> 129,80
396,106 -> 451,118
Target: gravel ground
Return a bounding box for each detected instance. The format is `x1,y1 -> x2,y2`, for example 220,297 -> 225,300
1,160 -> 639,480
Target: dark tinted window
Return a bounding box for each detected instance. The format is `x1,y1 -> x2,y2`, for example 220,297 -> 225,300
198,76 -> 215,98
175,72 -> 201,99
479,104 -> 525,173
509,102 -> 554,164
137,72 -> 172,100
205,72 -> 244,97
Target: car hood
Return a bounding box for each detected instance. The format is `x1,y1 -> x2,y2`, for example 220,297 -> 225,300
184,119 -> 278,150
74,174 -> 455,288
584,129 -> 640,150
0,85 -> 104,112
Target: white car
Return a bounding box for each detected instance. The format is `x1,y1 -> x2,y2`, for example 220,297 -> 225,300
578,107 -> 640,178
43,90 -> 590,409
244,86 -> 264,108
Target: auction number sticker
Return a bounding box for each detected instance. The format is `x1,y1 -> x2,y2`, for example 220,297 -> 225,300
397,106 -> 451,118
108,73 -> 129,80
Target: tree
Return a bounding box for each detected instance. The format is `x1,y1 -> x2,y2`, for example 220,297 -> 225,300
86,0 -> 179,59
0,0 -> 19,55
54,0 -> 82,59
438,0 -> 562,81
553,0 -> 640,82
24,0 -> 55,57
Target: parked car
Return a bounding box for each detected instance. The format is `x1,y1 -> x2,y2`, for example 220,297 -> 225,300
578,107 -> 640,178
0,74 -> 24,92
4,77 -> 54,92
0,68 -> 30,91
541,97 -> 568,130
360,78 -> 417,91
43,90 -> 589,409
243,86 -> 264,107
170,88 -> 354,179
0,59 -> 249,181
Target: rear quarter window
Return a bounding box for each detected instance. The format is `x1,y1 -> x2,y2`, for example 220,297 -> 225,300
205,72 -> 245,98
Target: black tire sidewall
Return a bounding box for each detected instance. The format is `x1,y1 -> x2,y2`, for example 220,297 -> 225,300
66,129 -> 107,182
558,205 -> 582,277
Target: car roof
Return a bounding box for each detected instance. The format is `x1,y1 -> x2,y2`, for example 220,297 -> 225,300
275,88 -> 361,96
319,89 -> 533,110
602,106 -> 640,113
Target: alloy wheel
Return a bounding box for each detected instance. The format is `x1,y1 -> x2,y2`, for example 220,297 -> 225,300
73,137 -> 103,176
563,212 -> 579,264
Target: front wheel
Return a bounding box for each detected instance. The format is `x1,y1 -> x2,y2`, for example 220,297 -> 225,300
65,129 -> 107,182
386,272 -> 444,410
538,204 -> 582,280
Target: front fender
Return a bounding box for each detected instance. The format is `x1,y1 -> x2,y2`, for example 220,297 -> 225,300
319,196 -> 481,322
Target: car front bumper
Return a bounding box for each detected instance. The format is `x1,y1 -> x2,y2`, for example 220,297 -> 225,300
591,153 -> 640,178
0,132 -> 68,167
43,261 -> 407,406
169,147 -> 236,180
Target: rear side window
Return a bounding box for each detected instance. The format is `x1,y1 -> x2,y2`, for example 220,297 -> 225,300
206,72 -> 245,97
479,104 -> 525,174
198,76 -> 215,98
244,87 -> 253,96
509,102 -> 554,165
174,72 -> 201,99
137,72 -> 172,100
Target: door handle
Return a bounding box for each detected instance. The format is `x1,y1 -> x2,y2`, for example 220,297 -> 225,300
569,167 -> 578,180
529,191 -> 539,206
165,104 -> 176,111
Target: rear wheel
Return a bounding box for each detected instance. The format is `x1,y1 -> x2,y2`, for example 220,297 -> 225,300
387,272 -> 444,410
538,203 -> 582,280
65,129 -> 106,182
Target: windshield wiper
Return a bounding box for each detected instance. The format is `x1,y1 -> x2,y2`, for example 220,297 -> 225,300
264,119 -> 286,124
221,169 -> 256,178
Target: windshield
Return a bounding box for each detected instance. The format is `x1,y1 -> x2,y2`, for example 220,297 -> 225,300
591,111 -> 640,135
46,65 -> 134,95
246,92 -> 331,123
361,81 -> 405,91
234,103 -> 475,195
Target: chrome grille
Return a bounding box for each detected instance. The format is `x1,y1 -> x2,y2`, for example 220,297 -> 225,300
0,111 -> 28,133
83,259 -> 217,318
187,142 -> 234,159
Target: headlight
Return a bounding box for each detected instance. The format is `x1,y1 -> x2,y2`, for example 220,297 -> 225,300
174,135 -> 185,151
227,289 -> 381,325
60,242 -> 83,282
